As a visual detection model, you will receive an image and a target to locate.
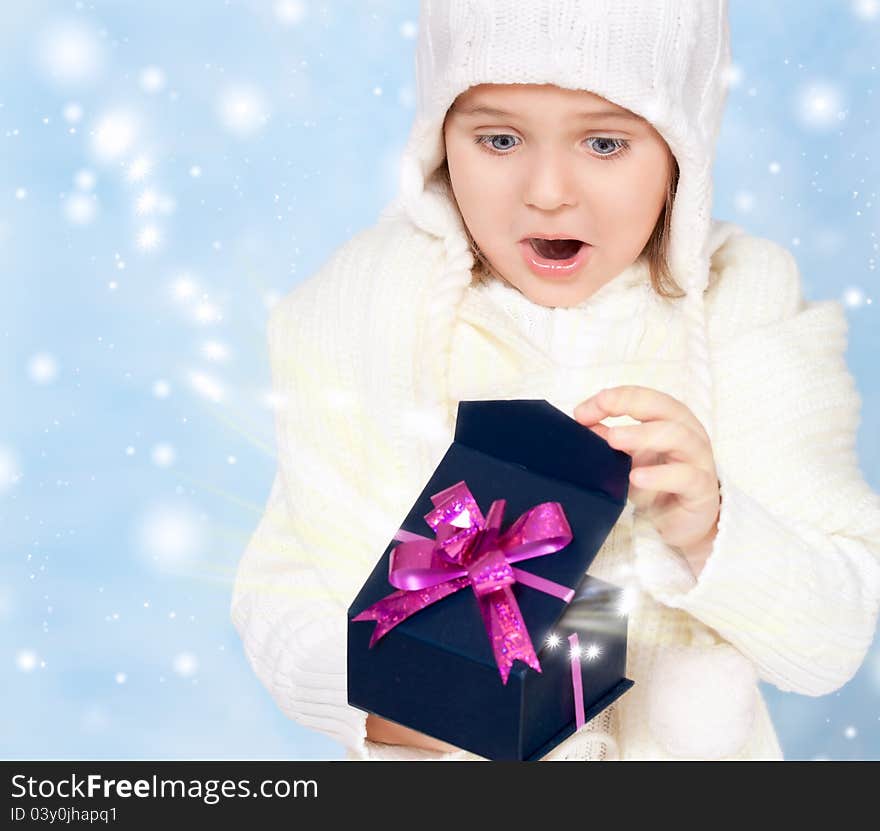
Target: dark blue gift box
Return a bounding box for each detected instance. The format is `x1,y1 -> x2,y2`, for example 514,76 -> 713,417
347,399 -> 635,761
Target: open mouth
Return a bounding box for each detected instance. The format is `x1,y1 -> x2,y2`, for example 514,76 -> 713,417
519,236 -> 593,279
526,238 -> 585,260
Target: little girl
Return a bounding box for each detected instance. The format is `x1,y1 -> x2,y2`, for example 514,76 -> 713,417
231,0 -> 880,761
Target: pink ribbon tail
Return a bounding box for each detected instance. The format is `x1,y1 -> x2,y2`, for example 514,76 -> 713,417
568,633 -> 585,730
510,566 -> 575,603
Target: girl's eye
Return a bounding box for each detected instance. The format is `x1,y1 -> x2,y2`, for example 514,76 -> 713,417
473,134 -> 631,162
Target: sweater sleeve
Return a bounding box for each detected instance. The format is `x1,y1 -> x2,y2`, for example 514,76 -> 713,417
230,470 -> 369,756
633,238 -> 880,697
230,267 -> 470,762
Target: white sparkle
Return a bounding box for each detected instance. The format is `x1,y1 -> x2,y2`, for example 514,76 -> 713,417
173,652 -> 199,677
15,187 -> 27,200
74,169 -> 96,190
28,352 -> 59,384
194,301 -> 221,324
734,190 -> 755,214
189,371 -> 225,403
16,650 -> 38,672
722,63 -> 744,90
125,155 -> 153,183
90,109 -> 139,163
134,502 -> 204,572
842,286 -> 866,308
400,20 -> 418,39
189,165 -> 202,178
617,584 -> 639,615
545,633 -> 562,649
38,20 -> 104,86
136,224 -> 162,251
140,65 -> 167,94
227,455 -> 237,465
0,445 -> 22,493
217,83 -> 270,138
152,379 -> 171,399
115,672 -> 127,684
274,0 -> 307,26
844,725 -> 858,739
172,275 -> 197,301
151,443 -> 176,468
796,81 -> 847,130
135,188 -> 160,215
63,102 -> 84,124
64,192 -> 98,225
852,0 -> 879,20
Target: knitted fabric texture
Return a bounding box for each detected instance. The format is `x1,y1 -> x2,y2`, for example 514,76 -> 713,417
230,1 -> 880,760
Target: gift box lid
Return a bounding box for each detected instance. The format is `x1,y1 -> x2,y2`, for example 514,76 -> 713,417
454,399 -> 630,506
349,398 -> 632,683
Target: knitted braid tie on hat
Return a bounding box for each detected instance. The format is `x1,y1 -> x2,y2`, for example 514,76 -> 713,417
385,0 -> 759,759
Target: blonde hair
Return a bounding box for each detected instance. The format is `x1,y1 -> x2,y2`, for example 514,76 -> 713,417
434,152 -> 684,300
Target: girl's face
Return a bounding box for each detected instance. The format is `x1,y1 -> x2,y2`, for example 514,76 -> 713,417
443,83 -> 674,307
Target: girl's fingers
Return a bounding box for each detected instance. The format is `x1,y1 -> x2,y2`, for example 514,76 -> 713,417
574,386 -> 709,445
607,420 -> 710,468
629,462 -> 715,506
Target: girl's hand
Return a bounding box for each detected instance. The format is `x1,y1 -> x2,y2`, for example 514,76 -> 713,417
573,386 -> 721,577
366,713 -> 461,754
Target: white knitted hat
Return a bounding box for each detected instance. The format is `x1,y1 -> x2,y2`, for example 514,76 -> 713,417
380,0 -> 759,761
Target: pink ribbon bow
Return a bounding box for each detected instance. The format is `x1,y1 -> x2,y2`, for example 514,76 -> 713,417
353,480 -> 575,684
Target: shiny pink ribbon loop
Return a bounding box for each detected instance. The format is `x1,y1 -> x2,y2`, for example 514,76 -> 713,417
353,480 -> 575,685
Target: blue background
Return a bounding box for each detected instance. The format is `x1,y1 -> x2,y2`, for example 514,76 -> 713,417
1,0 -> 878,761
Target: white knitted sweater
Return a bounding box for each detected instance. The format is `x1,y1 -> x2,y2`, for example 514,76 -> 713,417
231,215 -> 880,761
